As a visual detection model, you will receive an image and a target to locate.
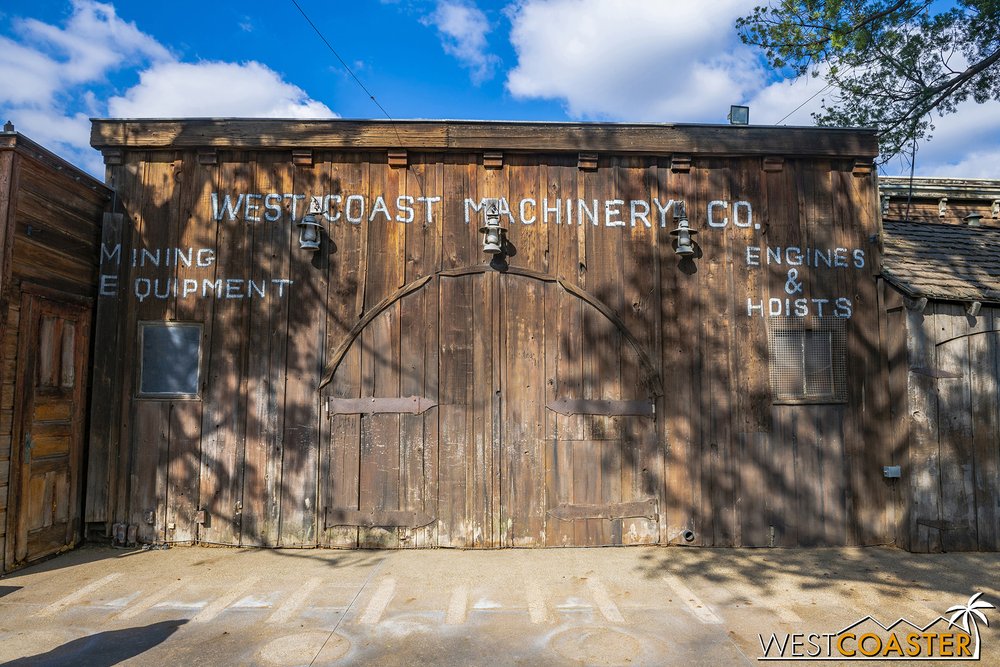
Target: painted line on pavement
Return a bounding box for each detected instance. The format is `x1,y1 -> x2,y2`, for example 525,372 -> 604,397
35,573 -> 122,617
587,577 -> 625,624
191,576 -> 261,623
359,577 -> 396,624
527,584 -> 548,624
663,574 -> 724,624
268,577 -> 322,624
445,584 -> 468,625
116,578 -> 186,620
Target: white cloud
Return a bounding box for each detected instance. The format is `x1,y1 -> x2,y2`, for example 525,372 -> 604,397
505,0 -> 761,121
424,1 -> 498,84
108,61 -> 336,118
0,1 -> 335,178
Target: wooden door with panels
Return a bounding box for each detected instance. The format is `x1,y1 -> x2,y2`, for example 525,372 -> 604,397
320,268 -> 661,548
6,288 -> 90,568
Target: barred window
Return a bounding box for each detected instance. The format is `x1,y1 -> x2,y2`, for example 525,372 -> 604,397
768,318 -> 847,404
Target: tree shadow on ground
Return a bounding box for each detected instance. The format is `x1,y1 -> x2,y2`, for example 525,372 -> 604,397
1,619 -> 187,667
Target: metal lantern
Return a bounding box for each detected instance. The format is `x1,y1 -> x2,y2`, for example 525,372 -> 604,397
298,197 -> 324,251
479,198 -> 505,254
670,202 -> 698,257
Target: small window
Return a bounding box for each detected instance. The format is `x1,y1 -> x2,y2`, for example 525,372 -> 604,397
768,317 -> 847,404
138,322 -> 202,398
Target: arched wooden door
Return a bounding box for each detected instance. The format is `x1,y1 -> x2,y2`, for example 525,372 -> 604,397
320,269 -> 662,548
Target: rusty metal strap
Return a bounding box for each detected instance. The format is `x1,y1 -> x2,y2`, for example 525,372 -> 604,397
327,396 -> 437,415
325,508 -> 435,529
547,500 -> 657,522
546,398 -> 654,417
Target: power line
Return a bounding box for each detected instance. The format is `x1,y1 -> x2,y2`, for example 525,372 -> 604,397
288,0 -> 426,196
776,82 -> 832,125
289,0 -> 399,130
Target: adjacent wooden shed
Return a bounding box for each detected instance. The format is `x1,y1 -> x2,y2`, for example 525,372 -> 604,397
880,176 -> 1000,226
0,126 -> 110,572
87,119 -> 896,549
880,212 -> 1000,552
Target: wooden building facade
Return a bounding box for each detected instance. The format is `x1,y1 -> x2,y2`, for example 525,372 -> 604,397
1,127 -> 110,572
880,177 -> 1000,552
86,119 -> 897,549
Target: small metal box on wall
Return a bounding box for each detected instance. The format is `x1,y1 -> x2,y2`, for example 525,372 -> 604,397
0,125 -> 110,573
86,118 -> 896,550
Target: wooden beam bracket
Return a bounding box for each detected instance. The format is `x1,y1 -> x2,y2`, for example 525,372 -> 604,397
852,158 -> 873,176
762,156 -> 784,172
387,149 -> 408,168
483,151 -> 503,169
102,148 -> 123,166
196,149 -> 217,165
670,154 -> 691,173
292,149 -> 313,167
578,152 -> 598,171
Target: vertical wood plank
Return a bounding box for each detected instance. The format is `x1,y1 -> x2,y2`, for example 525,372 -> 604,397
279,154 -> 326,546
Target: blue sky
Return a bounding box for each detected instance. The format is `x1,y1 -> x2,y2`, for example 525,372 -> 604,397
2,1 -> 998,178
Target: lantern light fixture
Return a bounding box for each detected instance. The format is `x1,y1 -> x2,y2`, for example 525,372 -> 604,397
479,197 -> 506,254
298,196 -> 324,251
670,201 -> 698,257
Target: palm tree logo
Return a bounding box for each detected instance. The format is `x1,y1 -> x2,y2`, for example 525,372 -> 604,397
946,592 -> 995,659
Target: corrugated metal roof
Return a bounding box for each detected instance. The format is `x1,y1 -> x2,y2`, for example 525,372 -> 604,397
881,220 -> 1000,303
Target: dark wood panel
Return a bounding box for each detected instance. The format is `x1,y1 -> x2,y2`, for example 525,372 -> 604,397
92,120 -> 879,158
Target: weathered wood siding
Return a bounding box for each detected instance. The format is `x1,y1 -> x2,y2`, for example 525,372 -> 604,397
89,120 -> 893,548
0,132 -> 108,572
880,176 -> 1000,226
888,292 -> 1000,552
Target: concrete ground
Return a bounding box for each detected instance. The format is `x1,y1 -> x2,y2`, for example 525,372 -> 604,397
0,544 -> 997,666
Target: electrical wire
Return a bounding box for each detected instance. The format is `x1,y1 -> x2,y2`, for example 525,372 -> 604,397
288,0 -> 411,154
776,82 -> 833,125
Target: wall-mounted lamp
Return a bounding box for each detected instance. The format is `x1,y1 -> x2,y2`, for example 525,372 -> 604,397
670,202 -> 698,257
479,197 -> 506,254
964,212 -> 983,227
298,196 -> 323,251
728,105 -> 749,125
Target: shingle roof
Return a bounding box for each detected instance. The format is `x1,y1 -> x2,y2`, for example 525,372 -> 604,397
881,220 -> 1000,303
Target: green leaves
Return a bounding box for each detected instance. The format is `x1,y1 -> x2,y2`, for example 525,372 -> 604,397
737,0 -> 1000,163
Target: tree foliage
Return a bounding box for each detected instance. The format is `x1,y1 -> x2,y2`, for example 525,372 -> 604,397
737,1 -> 1000,162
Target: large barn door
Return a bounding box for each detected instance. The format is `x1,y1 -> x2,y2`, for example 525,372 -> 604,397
6,290 -> 89,568
499,274 -> 660,547
321,270 -> 659,548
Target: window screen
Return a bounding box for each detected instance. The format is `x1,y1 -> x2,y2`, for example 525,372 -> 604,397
139,322 -> 202,398
768,318 -> 847,403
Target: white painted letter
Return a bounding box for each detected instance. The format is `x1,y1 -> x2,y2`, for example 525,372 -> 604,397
264,193 -> 283,221
520,198 -> 536,225
244,194 -> 262,222
733,201 -> 752,228
396,195 -> 414,223
654,199 -> 675,227
630,200 -> 651,228
346,195 -> 365,224
605,200 -> 625,227
99,274 -> 117,296
370,196 -> 391,222
464,198 -> 484,225
708,200 -> 728,228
